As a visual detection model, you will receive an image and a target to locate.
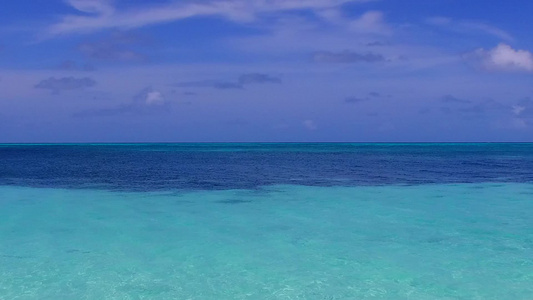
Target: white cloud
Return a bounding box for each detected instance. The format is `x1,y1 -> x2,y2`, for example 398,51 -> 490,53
260,0 -> 365,10
426,17 -> 513,41
512,104 -> 526,116
471,44 -> 533,72
74,87 -> 169,117
46,0 -> 374,36
67,0 -> 114,15
145,91 -> 165,106
464,22 -> 513,41
350,11 -> 391,35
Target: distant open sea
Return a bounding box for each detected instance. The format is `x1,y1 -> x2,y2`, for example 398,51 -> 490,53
1,143 -> 532,299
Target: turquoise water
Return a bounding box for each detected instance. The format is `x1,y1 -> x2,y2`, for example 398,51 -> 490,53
2,183 -> 532,299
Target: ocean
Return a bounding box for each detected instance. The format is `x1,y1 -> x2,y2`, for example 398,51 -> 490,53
1,143 -> 532,299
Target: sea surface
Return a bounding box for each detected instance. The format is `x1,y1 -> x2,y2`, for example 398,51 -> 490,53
1,143 -> 532,299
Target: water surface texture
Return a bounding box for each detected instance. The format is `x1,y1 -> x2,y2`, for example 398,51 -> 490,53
1,144 -> 532,299
1,143 -> 533,191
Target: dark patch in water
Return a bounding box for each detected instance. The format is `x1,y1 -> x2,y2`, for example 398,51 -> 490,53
65,249 -> 91,254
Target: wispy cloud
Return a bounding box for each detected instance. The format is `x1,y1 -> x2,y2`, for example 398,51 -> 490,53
175,73 -> 282,90
45,0 -> 374,37
75,87 -> 169,117
467,43 -> 533,72
78,31 -> 148,61
512,104 -> 526,116
35,76 -> 96,94
174,80 -> 237,89
214,82 -> 244,90
461,99 -> 506,114
426,17 -> 513,41
344,92 -> 386,104
513,98 -> 532,117
344,97 -> 367,104
440,95 -> 471,104
56,60 -> 95,71
366,41 -> 389,47
313,50 -> 385,63
238,73 -> 282,85
303,119 -> 318,130
495,98 -> 532,130
350,11 -> 391,35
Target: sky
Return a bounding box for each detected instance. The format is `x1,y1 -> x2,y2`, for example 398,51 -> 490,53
1,0 -> 532,142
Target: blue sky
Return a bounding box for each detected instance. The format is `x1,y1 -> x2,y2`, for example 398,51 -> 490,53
1,0 -> 532,142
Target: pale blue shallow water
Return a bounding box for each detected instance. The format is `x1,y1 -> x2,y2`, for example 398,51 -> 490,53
1,183 -> 532,299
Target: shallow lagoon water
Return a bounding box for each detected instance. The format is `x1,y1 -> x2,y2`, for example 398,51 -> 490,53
1,183 -> 532,299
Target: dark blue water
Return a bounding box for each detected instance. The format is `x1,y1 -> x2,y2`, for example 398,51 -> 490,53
1,143 -> 532,191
